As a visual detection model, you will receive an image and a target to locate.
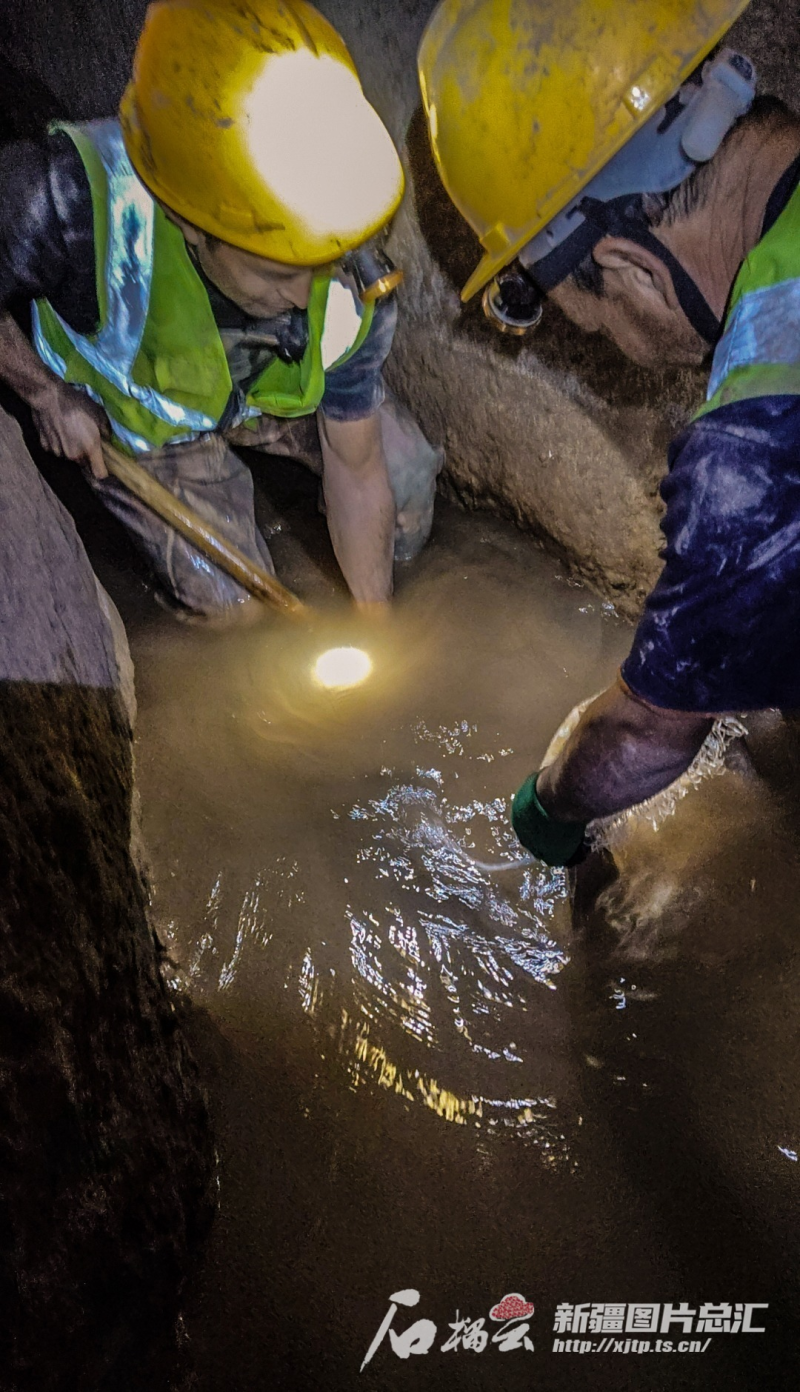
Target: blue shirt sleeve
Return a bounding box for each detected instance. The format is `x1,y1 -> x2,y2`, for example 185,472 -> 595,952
320,294 -> 397,422
622,395 -> 800,713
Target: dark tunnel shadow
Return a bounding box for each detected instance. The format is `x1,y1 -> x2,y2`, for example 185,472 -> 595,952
404,102 -> 707,418
0,677 -> 219,1390
0,51 -> 65,140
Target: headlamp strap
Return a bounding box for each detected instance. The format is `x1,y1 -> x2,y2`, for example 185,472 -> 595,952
579,196 -> 721,345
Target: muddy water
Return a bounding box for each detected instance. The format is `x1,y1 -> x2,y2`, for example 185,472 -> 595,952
96,463 -> 800,1391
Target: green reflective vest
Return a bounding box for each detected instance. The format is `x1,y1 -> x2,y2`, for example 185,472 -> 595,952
32,119 -> 374,454
697,179 -> 800,419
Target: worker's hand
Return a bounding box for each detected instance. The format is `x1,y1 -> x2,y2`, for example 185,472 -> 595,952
30,379 -> 110,480
511,771 -> 587,867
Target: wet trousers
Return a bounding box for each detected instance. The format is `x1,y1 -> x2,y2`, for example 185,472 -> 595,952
90,391 -> 443,618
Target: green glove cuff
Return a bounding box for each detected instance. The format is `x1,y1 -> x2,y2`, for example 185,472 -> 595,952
511,772 -> 587,867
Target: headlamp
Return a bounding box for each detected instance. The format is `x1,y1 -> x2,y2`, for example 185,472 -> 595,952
342,245 -> 404,303
482,263 -> 543,335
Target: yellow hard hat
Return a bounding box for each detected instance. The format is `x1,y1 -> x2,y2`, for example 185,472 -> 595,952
418,0 -> 750,301
121,0 -> 405,265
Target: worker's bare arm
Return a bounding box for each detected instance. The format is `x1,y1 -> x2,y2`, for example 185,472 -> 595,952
318,409 -> 395,608
536,675 -> 713,823
0,311 -> 109,478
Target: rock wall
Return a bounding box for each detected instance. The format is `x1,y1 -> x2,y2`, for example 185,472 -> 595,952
0,0 -> 797,612
0,406 -> 214,1390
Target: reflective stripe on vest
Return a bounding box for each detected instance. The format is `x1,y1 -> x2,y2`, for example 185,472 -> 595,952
704,277 -> 800,402
697,180 -> 800,419
32,119 -> 370,452
33,121 -> 218,438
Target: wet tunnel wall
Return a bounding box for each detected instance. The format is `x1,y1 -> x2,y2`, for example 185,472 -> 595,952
0,407 -> 215,1388
0,0 -> 797,613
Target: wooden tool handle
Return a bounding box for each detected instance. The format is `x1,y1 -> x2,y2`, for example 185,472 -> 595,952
101,441 -> 308,618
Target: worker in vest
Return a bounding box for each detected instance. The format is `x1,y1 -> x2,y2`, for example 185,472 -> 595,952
0,0 -> 442,623
418,0 -> 800,864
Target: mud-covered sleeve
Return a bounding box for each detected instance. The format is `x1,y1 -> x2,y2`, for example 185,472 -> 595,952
0,132 -> 97,329
621,396 -> 800,713
320,294 -> 397,421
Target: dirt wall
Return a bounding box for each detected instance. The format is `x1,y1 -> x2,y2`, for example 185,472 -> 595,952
0,406 -> 214,1390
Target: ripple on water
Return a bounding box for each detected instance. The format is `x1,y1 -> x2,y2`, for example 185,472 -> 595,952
168,718 -> 575,1160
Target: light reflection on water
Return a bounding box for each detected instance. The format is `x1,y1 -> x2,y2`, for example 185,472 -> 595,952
344,771 -> 569,1041
174,717 -> 574,1158
338,1006 -> 571,1168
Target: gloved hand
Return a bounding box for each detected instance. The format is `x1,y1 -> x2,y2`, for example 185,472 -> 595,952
511,771 -> 587,867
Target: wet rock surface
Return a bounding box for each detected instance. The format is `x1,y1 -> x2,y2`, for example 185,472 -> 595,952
0,408 -> 214,1390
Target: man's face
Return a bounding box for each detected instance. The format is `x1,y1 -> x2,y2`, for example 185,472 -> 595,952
547,240 -> 709,369
164,206 -> 323,316
196,235 -> 320,317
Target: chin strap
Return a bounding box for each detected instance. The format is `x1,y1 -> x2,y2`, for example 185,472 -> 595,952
579,195 -> 722,346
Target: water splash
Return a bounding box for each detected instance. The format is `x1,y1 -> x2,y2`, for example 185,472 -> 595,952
544,695 -> 749,852
588,716 -> 749,852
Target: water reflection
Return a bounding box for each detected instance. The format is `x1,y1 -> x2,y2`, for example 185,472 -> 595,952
336,1005 -> 572,1168
173,717 -> 575,1155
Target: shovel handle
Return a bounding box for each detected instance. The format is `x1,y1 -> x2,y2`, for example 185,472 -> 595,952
101,441 -> 308,618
